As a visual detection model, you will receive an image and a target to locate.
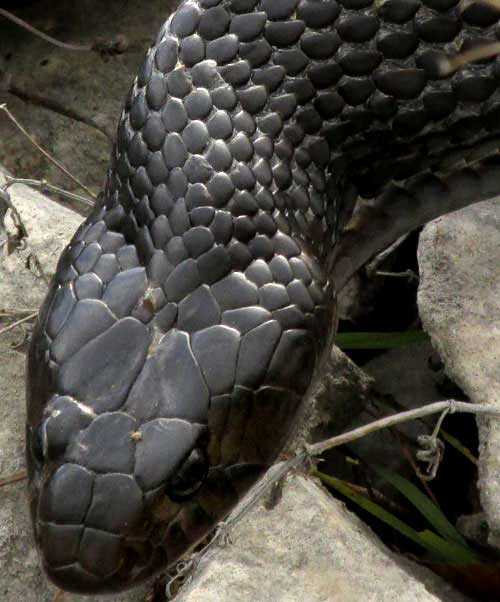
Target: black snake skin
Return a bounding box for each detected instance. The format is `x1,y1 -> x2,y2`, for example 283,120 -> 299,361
26,0 -> 500,594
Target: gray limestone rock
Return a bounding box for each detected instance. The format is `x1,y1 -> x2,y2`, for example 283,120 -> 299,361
176,474 -> 473,602
418,198 -> 500,548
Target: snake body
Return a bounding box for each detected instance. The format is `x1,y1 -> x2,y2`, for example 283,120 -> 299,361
26,0 -> 500,593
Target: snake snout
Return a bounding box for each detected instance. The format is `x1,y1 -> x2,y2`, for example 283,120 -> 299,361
31,401 -> 209,593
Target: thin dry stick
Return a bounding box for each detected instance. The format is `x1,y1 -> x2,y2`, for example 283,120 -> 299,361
0,8 -> 92,52
341,480 -> 407,513
0,469 -> 27,487
0,7 -> 128,56
27,252 -> 50,287
0,104 -> 97,200
308,400 -> 500,456
0,312 -> 38,336
4,176 -> 93,208
1,183 -> 51,284
5,77 -> 114,141
1,184 -> 28,242
375,269 -> 418,281
397,433 -> 440,507
0,309 -> 36,317
365,234 -> 411,276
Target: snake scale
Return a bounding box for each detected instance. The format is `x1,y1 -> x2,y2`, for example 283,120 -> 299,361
26,0 -> 500,593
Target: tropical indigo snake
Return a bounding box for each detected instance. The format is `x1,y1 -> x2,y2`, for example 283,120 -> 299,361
26,0 -> 500,593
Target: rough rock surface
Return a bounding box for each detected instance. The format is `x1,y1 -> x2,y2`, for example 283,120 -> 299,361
0,175 -> 81,309
344,342 -> 439,482
418,198 -> 500,547
176,475 -> 473,602
290,342 -> 376,452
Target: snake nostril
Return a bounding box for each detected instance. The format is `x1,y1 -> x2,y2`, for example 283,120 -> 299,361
166,448 -> 208,502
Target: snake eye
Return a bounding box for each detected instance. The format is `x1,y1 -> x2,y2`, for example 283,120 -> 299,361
166,449 -> 208,502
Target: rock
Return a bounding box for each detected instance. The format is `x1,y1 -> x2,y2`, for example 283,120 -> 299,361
290,343 -> 376,452
417,198 -> 500,548
0,172 -> 148,601
343,342 -> 439,483
176,474 -> 474,602
364,342 -> 441,410
0,172 -> 82,308
456,513 -> 489,548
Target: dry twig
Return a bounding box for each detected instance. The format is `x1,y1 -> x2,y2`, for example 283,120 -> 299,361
1,74 -> 114,141
308,400 -> 497,456
1,180 -> 50,284
0,469 -> 27,487
0,311 -> 38,336
0,8 -> 128,56
365,234 -> 411,277
0,308 -> 36,317
436,41 -> 500,77
0,104 -> 96,200
4,175 -> 93,208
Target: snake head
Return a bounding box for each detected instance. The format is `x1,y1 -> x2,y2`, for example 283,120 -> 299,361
23,182 -> 329,591
25,249 -> 325,594
26,388 -> 217,593
24,205 -> 329,592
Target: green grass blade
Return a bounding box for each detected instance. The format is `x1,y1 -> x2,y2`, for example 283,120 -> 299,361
315,471 -> 436,550
315,471 -> 475,564
335,331 -> 429,350
372,465 -> 474,553
419,530 -> 478,565
313,471 -> 472,564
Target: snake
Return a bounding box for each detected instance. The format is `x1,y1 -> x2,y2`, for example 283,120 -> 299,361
25,0 -> 500,594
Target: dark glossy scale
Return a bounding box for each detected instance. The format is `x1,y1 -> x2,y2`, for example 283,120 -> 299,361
207,34 -> 239,64
266,20 -> 306,47
180,35 -> 206,67
338,77 -> 375,105
415,15 -> 460,43
239,38 -> 272,66
337,15 -> 379,43
253,64 -> 286,91
377,31 -> 419,60
221,59 -> 252,85
26,0 -> 500,595
230,12 -> 267,42
297,0 -> 341,27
